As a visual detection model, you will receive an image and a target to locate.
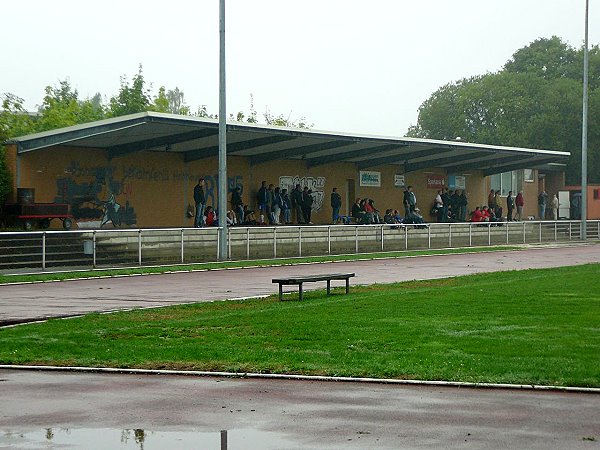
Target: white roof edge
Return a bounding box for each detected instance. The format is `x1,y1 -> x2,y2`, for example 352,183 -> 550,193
6,111 -> 571,157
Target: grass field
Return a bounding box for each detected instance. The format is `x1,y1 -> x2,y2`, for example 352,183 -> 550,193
1,263 -> 599,387
0,246 -> 518,285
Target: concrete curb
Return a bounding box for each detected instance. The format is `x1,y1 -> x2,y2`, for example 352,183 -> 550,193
1,364 -> 598,394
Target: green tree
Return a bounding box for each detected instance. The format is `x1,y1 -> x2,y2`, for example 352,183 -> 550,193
409,36 -> 599,184
108,65 -> 151,117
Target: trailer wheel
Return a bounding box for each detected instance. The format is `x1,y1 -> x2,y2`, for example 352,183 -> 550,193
39,218 -> 51,229
63,218 -> 73,230
23,220 -> 33,231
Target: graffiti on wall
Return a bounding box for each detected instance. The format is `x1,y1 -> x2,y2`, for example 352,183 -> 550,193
54,160 -> 244,227
279,175 -> 326,211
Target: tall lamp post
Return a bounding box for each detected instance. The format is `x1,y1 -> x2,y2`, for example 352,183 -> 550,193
581,0 -> 589,239
218,0 -> 228,259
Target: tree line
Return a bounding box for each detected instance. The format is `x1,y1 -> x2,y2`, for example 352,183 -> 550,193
407,36 -> 600,185
0,66 -> 311,205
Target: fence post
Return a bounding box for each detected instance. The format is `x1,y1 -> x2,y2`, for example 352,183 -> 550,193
428,225 -> 431,249
227,227 -> 232,260
506,221 -> 509,244
523,222 -> 526,244
469,222 -> 472,247
355,226 -> 359,254
246,227 -> 250,260
181,228 -> 185,264
42,232 -> 46,270
273,227 -> 277,259
93,230 -> 97,268
539,221 -> 542,243
554,221 -> 557,241
328,226 -> 331,255
569,221 -> 572,240
381,225 -> 384,251
137,229 -> 142,266
448,224 -> 452,247
488,223 -> 491,246
216,228 -> 220,260
405,225 -> 408,250
299,227 -> 302,257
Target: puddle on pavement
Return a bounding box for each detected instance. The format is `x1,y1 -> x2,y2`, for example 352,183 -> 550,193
0,428 -> 298,449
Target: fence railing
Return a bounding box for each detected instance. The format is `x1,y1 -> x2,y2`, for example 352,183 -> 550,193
0,220 -> 598,273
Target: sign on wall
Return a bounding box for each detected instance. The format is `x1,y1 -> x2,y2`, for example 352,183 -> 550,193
359,171 -> 381,187
426,174 -> 446,189
448,175 -> 466,190
394,174 -> 405,187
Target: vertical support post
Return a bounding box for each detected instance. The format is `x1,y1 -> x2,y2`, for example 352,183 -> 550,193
488,223 -> 491,246
93,230 -> 97,268
328,226 -> 331,255
138,229 -> 142,266
381,225 -> 384,251
216,228 -> 220,260
42,232 -> 46,270
581,0 -> 589,240
428,224 -> 431,249
523,222 -> 526,244
539,221 -> 542,243
246,227 -> 250,260
217,0 -> 228,259
554,221 -> 558,241
355,226 -> 358,254
273,227 -> 277,259
469,222 -> 472,247
181,228 -> 185,264
569,221 -> 573,240
227,227 -> 232,259
405,225 -> 408,250
506,221 -> 509,244
448,224 -> 452,247
299,227 -> 302,257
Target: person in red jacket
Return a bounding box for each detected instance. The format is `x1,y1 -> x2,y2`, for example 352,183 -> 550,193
515,191 -> 525,221
471,206 -> 486,222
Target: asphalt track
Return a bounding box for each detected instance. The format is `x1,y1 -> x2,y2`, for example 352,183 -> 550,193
1,244 -> 599,448
1,244 -> 599,325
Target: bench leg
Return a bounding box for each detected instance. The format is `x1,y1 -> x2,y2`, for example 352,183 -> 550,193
327,280 -> 331,296
299,283 -> 303,301
279,283 -> 283,301
346,277 -> 350,294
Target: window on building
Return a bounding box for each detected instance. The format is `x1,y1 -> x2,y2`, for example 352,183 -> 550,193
523,169 -> 535,182
490,170 -> 524,196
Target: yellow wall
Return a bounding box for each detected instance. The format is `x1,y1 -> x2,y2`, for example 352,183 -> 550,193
9,146 -> 555,228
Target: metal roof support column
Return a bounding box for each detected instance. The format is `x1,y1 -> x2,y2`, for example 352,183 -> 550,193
218,0 -> 228,259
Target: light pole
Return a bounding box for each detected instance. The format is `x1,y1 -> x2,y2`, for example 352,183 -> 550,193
581,0 -> 589,239
218,0 -> 228,259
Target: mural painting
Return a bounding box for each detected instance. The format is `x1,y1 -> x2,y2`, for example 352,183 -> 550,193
279,175 -> 326,211
55,160 -> 244,228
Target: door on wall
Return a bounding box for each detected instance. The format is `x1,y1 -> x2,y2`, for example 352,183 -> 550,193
346,179 -> 355,216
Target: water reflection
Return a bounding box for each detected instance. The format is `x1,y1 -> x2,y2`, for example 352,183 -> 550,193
1,427 -> 296,449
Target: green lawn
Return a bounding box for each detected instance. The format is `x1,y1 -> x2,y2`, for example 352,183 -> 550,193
0,246 -> 518,285
1,264 -> 599,387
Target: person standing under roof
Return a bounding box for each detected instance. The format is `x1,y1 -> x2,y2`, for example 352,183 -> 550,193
515,191 -> 525,221
193,177 -> 206,228
331,187 -> 342,224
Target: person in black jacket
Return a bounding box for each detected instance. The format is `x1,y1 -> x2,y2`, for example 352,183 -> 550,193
193,178 -> 206,227
302,187 -> 314,224
231,186 -> 244,224
291,184 -> 304,224
331,187 -> 342,224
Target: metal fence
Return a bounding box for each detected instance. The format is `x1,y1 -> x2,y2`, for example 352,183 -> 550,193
0,220 -> 598,273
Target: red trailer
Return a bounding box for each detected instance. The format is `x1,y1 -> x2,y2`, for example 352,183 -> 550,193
2,203 -> 74,230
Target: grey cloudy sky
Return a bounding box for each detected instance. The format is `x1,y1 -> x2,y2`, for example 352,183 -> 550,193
2,1 -> 598,136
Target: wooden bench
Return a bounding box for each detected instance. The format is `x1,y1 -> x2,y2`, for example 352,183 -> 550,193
272,273 -> 355,301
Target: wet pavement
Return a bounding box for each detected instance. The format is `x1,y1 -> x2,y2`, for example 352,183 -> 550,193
0,370 -> 598,449
1,244 -> 599,325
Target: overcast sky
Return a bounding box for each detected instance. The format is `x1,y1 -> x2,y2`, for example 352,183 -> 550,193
2,1 -> 598,137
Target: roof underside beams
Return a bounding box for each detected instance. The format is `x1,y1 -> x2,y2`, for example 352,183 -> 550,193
184,135 -> 298,162
482,157 -> 562,176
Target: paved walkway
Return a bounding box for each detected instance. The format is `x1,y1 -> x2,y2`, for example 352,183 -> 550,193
1,244 -> 599,325
1,370 -> 598,449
